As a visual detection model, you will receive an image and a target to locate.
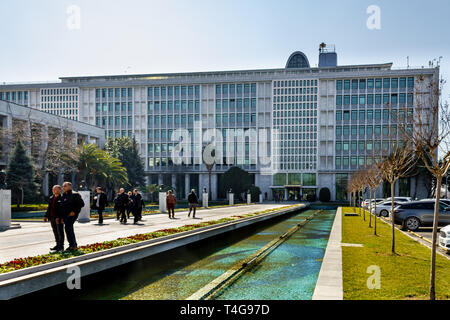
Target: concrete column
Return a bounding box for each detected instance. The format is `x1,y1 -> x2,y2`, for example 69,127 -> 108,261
211,173 -> 218,200
229,193 -> 234,206
171,174 -> 176,189
159,192 -> 167,213
185,174 -> 190,200
77,191 -> 91,223
42,173 -> 50,197
202,193 -> 208,208
284,189 -> 288,201
247,193 -> 251,205
259,194 -> 263,204
0,190 -> 11,231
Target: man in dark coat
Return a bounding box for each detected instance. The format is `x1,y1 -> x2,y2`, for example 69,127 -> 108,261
44,185 -> 65,252
130,189 -> 143,224
61,182 -> 84,251
114,188 -> 129,224
187,189 -> 199,218
166,190 -> 177,219
93,187 -> 108,224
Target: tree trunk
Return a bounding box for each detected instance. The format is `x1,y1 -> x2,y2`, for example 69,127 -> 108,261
429,176 -> 441,300
374,188 -> 377,236
360,191 -> 364,220
368,188 -> 372,228
391,181 -> 395,254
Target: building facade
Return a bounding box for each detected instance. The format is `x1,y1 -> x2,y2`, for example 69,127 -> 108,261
0,100 -> 105,196
0,47 -> 438,201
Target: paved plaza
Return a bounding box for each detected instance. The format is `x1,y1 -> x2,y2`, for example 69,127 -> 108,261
0,204 -> 289,264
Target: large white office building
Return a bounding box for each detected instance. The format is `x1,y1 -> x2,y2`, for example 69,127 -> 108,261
0,45 -> 439,201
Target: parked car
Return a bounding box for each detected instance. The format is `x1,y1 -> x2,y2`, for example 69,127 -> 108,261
371,201 -> 401,217
392,200 -> 450,231
362,199 -> 385,209
439,225 -> 450,251
420,198 -> 450,207
385,197 -> 412,203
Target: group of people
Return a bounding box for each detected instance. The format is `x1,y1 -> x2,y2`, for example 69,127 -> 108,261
112,188 -> 145,224
45,185 -> 200,252
44,182 -> 85,252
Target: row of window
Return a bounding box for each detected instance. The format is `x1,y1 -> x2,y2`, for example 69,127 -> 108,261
336,77 -> 414,91
274,87 -> 318,95
149,85 -> 200,98
0,91 -> 28,102
274,95 -> 318,103
336,140 -> 405,153
96,102 -> 133,113
274,80 -> 318,88
216,99 -> 257,110
335,125 -> 406,137
98,116 -> 133,127
272,173 -> 317,186
42,95 -> 78,102
336,109 -> 414,122
216,83 -> 256,95
96,88 -> 133,99
336,93 -> 413,106
148,101 -> 200,113
42,103 -> 78,110
42,88 -> 78,95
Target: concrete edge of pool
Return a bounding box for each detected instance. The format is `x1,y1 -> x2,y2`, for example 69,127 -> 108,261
312,206 -> 343,300
0,204 -> 309,300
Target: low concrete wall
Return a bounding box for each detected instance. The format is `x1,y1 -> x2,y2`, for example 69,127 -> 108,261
0,204 -> 308,300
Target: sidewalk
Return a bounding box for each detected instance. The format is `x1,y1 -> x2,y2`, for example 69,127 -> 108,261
312,206 -> 343,300
0,204 -> 288,264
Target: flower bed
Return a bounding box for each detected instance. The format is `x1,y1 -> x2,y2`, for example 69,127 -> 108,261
0,205 -> 300,274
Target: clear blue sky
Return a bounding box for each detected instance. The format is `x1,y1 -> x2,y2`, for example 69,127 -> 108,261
0,0 -> 449,98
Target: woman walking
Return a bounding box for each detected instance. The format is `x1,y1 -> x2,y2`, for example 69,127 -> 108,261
166,190 -> 177,219
187,189 -> 199,219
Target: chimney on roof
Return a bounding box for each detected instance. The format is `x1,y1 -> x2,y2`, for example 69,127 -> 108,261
319,43 -> 338,68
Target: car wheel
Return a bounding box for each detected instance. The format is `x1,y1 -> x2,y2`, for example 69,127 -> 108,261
381,210 -> 389,217
405,217 -> 420,232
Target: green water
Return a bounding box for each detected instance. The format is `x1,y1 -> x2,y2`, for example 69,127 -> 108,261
20,209 -> 336,300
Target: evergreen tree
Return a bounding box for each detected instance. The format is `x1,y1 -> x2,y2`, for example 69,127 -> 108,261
6,139 -> 38,207
105,137 -> 145,188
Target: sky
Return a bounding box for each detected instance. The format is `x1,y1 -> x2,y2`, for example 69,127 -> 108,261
0,0 -> 449,98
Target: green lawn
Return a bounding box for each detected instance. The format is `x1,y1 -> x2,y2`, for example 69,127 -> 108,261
342,207 -> 450,300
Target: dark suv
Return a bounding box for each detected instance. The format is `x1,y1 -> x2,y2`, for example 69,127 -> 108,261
392,200 -> 450,231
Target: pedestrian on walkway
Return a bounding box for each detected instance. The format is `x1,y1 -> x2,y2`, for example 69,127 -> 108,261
130,189 -> 143,224
61,182 -> 84,251
187,189 -> 199,218
166,190 -> 177,219
44,185 -> 64,252
93,187 -> 108,224
114,188 -> 129,224
126,191 -> 133,219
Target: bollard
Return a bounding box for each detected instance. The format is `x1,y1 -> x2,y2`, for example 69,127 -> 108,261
229,193 -> 234,206
259,194 -> 263,204
247,193 -> 251,205
77,191 -> 91,223
159,192 -> 167,213
0,190 -> 11,231
202,193 -> 209,209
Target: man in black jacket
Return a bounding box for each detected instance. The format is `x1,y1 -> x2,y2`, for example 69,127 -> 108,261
187,189 -> 199,218
44,185 -> 65,252
114,188 -> 129,224
130,189 -> 143,224
93,187 -> 108,224
61,182 -> 84,251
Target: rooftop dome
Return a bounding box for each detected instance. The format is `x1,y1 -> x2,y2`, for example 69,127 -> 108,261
285,51 -> 310,69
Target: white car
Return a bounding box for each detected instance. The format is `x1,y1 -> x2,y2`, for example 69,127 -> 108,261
385,197 -> 412,203
362,199 -> 385,209
439,225 -> 450,251
371,201 -> 401,217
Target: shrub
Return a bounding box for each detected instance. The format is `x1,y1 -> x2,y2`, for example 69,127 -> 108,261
319,188 -> 331,202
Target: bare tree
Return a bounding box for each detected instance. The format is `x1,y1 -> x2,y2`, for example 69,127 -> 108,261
380,145 -> 416,254
367,163 -> 383,236
399,74 -> 450,300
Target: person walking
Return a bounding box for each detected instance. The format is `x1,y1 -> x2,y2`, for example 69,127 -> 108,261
130,189 -> 143,224
166,190 -> 177,219
93,187 -> 108,224
187,189 -> 199,219
61,182 -> 84,251
126,191 -> 133,219
114,188 -> 129,224
44,185 -> 65,252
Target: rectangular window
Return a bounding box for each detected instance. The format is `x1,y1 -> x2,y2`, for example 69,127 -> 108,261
359,95 -> 366,105
336,95 -> 343,106
408,77 -> 414,88
336,111 -> 342,121
391,78 -> 398,89
399,78 -> 406,88
352,80 -> 358,90
375,79 -> 382,89
344,80 -> 350,90
367,94 -> 374,105
351,95 -> 358,105
359,110 -> 365,121
344,95 -> 350,105
383,78 -> 390,89
367,79 -> 374,89
359,79 -> 366,90
375,94 -> 382,105
343,111 -> 350,121
336,80 -> 343,91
